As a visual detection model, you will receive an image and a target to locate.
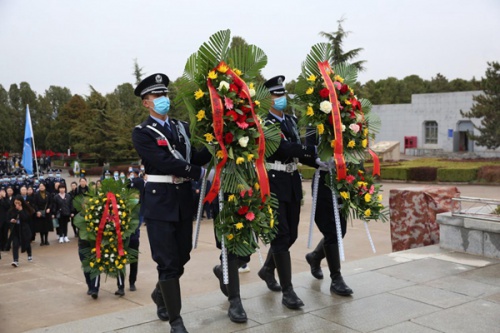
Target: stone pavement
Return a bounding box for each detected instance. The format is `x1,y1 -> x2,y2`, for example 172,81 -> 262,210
1,177 -> 499,333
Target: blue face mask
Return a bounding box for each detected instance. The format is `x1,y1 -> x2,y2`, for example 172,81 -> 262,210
273,96 -> 287,111
153,96 -> 170,115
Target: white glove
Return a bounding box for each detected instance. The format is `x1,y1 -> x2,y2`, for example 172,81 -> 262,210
315,158 -> 329,171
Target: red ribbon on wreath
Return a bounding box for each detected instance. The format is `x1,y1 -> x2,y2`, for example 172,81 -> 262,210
95,192 -> 125,259
318,61 -> 347,180
226,65 -> 270,201
204,78 -> 228,203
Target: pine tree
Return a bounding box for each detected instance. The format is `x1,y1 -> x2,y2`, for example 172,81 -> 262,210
461,61 -> 500,149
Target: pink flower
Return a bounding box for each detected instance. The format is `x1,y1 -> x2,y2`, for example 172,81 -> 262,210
237,121 -> 249,129
369,185 -> 375,194
349,124 -> 360,133
346,175 -> 356,184
245,211 -> 255,221
334,81 -> 342,90
224,96 -> 234,110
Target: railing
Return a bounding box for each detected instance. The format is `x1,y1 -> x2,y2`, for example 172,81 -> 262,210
451,196 -> 500,222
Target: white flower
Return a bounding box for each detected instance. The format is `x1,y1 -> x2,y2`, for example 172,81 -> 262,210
97,206 -> 102,211
319,101 -> 332,113
249,88 -> 256,97
341,124 -> 346,132
218,81 -> 230,91
238,136 -> 249,148
356,114 -> 363,122
349,124 -> 360,133
104,254 -> 109,258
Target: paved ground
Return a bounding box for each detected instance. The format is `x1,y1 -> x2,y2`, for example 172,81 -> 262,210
0,172 -> 499,332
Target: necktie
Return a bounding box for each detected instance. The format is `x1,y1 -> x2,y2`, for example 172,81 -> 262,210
165,121 -> 178,141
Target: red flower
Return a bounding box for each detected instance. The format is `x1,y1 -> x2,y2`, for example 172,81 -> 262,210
229,84 -> 239,93
319,88 -> 330,98
224,132 -> 234,144
357,122 -> 363,132
328,114 -> 333,125
237,206 -> 249,215
240,105 -> 251,114
346,175 -> 356,184
340,84 -> 349,94
225,110 -> 238,121
240,188 -> 253,198
350,98 -> 362,111
245,211 -> 255,221
349,111 -> 356,119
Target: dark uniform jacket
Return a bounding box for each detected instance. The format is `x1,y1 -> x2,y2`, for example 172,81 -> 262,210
132,116 -> 212,222
265,113 -> 317,202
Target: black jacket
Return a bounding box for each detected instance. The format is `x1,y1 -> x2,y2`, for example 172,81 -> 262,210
132,116 -> 212,222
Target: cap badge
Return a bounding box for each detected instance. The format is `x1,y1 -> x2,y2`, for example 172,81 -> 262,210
277,77 -> 283,85
155,75 -> 162,83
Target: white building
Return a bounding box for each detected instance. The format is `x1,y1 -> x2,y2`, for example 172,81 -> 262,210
371,91 -> 500,157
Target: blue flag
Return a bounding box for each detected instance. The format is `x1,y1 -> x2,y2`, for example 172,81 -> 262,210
22,105 -> 34,175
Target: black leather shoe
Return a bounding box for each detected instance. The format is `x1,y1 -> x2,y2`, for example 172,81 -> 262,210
257,266 -> 282,292
91,291 -> 99,299
213,265 -> 228,297
86,289 -> 92,295
170,317 -> 188,333
129,284 -> 136,291
228,297 -> 247,323
282,287 -> 304,309
115,288 -> 125,296
151,288 -> 169,321
305,252 -> 324,280
331,275 -> 353,296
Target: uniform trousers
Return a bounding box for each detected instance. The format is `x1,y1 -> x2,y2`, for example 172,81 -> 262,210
270,199 -> 301,253
146,218 -> 193,280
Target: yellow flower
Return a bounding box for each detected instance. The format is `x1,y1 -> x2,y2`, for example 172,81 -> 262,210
196,110 -> 206,121
208,70 -> 217,79
306,87 -> 314,95
96,258 -> 101,263
235,222 -> 244,230
90,206 -> 94,210
317,123 -> 324,135
335,75 -> 344,83
227,234 -> 234,240
306,105 -> 314,116
91,248 -> 96,253
118,264 -> 124,269
122,212 -> 127,218
363,128 -> 369,136
105,249 -> 109,253
94,227 -> 99,231
217,63 -> 229,73
109,238 -> 114,242
249,82 -> 254,89
204,133 -> 215,143
247,154 -> 254,161
116,194 -> 120,198
254,183 -> 260,191
115,260 -> 119,266
270,218 -> 274,228
377,194 -> 383,202
120,200 -> 124,204
347,140 -> 356,148
236,157 -> 245,165
307,74 -> 317,82
89,262 -> 94,267
268,206 -> 273,214
194,89 -> 204,100
94,199 -> 99,204
364,193 -> 372,202
228,194 -> 235,202
254,100 -> 260,107
234,68 -> 242,76
362,139 -> 368,148
345,100 -> 351,105
340,191 -> 349,200
216,150 -> 224,159
122,259 -> 127,264
99,266 -> 104,271
331,140 -> 336,148
364,209 -> 372,217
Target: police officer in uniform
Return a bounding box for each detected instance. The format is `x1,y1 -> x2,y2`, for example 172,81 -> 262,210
258,76 -> 318,309
304,127 -> 353,296
132,73 -> 211,333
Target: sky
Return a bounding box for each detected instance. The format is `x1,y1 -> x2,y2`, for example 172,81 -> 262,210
1,0 -> 499,97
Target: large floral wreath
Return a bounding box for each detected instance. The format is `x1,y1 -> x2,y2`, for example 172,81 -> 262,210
178,30 -> 281,256
73,179 -> 140,279
295,43 -> 387,222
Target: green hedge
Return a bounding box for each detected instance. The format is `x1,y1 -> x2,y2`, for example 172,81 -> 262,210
380,167 -> 408,180
437,168 -> 478,182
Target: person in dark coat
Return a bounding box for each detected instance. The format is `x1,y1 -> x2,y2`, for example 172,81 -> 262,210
303,127 -> 353,296
0,188 -> 11,256
132,73 -> 212,333
51,183 -> 74,243
1,187 -> 14,250
257,75 -> 318,310
7,195 -> 34,266
33,182 -> 53,246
